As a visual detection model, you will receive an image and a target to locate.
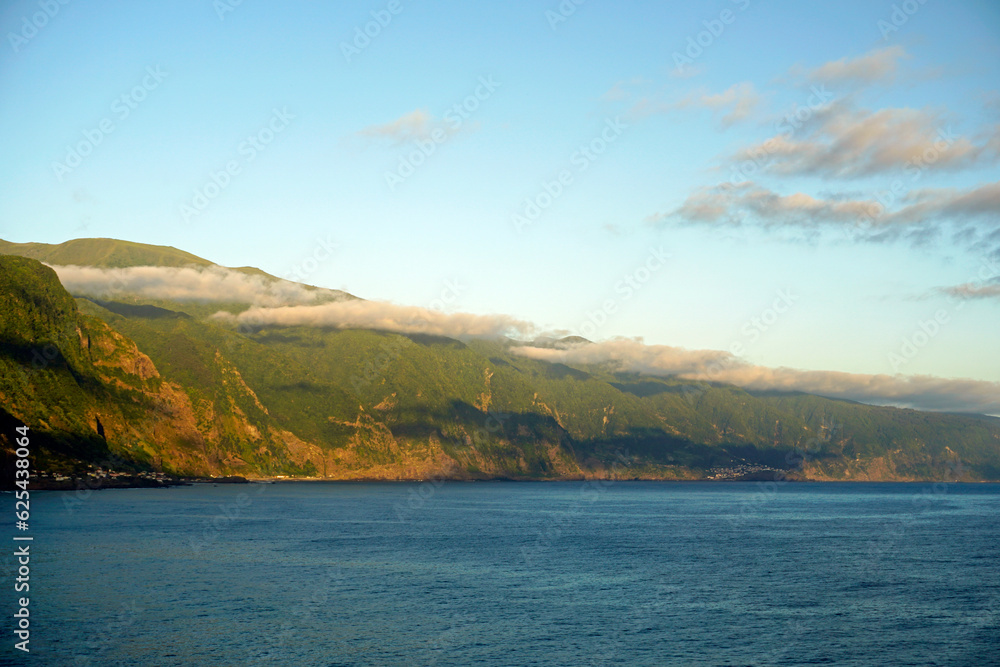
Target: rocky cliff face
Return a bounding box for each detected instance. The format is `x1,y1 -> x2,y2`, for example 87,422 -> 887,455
0,257 -> 578,479
0,257 -> 312,476
3,252 -> 1000,482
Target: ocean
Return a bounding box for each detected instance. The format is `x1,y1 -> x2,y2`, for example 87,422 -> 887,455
8,481 -> 1000,666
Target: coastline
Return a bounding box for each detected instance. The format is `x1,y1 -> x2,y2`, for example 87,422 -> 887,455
12,470 -> 997,492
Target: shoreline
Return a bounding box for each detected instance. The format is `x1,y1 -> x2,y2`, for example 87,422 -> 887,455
10,474 -> 998,492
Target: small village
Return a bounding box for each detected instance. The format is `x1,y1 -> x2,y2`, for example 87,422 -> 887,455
28,467 -> 180,490
705,463 -> 783,481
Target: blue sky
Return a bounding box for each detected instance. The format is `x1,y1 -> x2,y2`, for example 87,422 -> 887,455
1,0 -> 998,407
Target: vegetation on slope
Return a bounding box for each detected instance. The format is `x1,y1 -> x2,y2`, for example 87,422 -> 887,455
2,238 -> 999,481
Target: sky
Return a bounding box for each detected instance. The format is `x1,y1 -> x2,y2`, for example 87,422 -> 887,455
1,0 -> 998,413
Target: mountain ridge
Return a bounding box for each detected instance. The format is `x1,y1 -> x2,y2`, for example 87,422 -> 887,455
2,238 -> 999,482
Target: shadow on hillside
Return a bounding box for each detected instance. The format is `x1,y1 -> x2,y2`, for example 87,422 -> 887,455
84,298 -> 190,320
402,333 -> 467,349
381,399 -> 817,474
610,380 -> 686,398
0,404 -> 113,488
543,363 -> 590,381
253,331 -> 325,347
388,399 -> 564,443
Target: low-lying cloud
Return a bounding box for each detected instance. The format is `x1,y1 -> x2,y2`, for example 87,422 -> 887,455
218,301 -> 536,340
514,338 -> 1000,416
51,264 -> 343,306
49,264 -> 998,414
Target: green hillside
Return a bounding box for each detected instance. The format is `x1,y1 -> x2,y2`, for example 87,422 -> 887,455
0,238 -> 212,269
0,237 -> 357,301
0,256 -> 318,479
2,242 -> 999,482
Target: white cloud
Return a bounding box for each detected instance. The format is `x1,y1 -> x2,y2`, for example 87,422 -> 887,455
940,278 -> 1000,301
601,77 -> 647,102
628,82 -> 761,127
356,108 -> 460,145
657,182 -> 876,228
657,180 -> 1000,247
695,82 -> 761,126
220,301 -> 536,340
513,338 -> 1000,415
799,46 -> 908,87
733,103 -> 999,178
50,264 -> 345,306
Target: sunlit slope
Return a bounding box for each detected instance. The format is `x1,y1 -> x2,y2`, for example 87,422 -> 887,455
2,244 -> 999,481
0,238 -> 212,269
0,256 -> 318,476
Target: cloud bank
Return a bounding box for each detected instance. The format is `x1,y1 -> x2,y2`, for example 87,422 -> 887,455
50,264 -> 343,306
513,338 -> 1000,416
49,264 -> 998,413
219,301 -> 536,340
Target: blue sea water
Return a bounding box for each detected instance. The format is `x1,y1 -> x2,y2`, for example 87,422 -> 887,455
4,481 -> 1000,666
